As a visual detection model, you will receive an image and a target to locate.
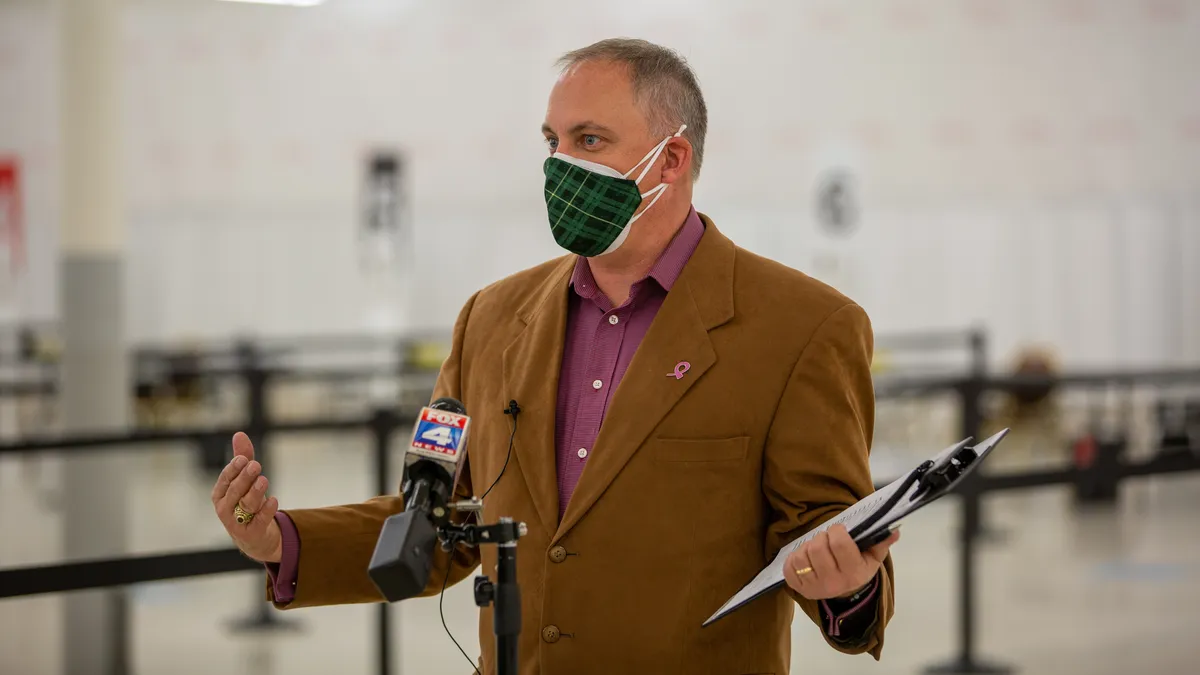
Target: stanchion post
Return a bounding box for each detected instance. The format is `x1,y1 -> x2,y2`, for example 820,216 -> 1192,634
241,341 -> 270,477
372,407 -> 400,675
230,340 -> 297,632
923,375 -> 1012,675
969,327 -> 988,379
964,341 -> 1005,548
957,370 -> 990,543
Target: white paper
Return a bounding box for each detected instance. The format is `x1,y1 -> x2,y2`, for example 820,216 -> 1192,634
703,470 -> 914,624
703,431 -> 1007,626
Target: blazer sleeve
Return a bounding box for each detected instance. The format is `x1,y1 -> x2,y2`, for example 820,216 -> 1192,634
268,292 -> 484,609
761,302 -> 894,659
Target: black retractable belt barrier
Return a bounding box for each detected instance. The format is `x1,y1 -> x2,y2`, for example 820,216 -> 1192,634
0,548 -> 260,599
3,352 -> 1199,675
0,406 -> 413,675
918,368 -> 1200,675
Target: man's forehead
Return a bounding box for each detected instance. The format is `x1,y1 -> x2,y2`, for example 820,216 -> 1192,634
544,60 -> 641,133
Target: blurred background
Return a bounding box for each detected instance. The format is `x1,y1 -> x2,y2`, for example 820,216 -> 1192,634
0,0 -> 1198,674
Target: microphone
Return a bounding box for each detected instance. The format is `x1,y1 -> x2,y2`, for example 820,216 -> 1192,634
368,397 -> 471,602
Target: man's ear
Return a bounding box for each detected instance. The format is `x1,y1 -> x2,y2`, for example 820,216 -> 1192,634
659,137 -> 693,185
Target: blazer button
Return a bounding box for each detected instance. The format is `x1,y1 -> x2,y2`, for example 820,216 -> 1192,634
542,625 -> 561,643
548,546 -> 568,563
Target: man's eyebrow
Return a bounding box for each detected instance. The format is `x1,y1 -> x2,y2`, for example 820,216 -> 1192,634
541,121 -> 617,136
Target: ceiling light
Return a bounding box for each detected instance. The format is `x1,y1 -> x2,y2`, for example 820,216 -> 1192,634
216,0 -> 326,7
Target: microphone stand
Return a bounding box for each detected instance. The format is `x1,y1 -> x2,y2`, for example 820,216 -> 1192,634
438,500 -> 527,675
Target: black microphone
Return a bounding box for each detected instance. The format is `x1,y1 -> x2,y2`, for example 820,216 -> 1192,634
503,399 -> 521,418
368,397 -> 471,602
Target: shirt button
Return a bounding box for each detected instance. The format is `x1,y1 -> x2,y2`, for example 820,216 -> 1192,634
608,314 -> 619,325
577,448 -> 588,459
592,379 -> 603,390
548,546 -> 568,563
542,625 -> 561,643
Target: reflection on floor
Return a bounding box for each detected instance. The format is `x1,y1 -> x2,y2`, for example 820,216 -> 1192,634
1,432 -> 1198,675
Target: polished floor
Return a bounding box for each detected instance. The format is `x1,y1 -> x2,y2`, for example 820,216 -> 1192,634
1,415 -> 1198,675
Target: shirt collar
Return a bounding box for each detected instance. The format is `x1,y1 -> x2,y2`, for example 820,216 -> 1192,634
570,206 -> 705,301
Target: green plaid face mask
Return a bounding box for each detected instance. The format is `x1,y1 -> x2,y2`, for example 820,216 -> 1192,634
543,124 -> 687,258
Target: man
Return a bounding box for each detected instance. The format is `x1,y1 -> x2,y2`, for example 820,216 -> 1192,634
211,38 -> 897,674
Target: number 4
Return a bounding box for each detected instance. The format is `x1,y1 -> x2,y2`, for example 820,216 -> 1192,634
420,425 -> 454,446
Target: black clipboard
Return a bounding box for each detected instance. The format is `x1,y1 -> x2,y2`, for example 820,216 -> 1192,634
702,429 -> 1009,627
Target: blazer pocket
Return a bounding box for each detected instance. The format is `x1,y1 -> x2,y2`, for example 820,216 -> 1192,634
654,436 -> 749,462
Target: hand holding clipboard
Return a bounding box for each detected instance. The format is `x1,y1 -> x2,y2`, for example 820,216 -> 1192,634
703,429 -> 1009,627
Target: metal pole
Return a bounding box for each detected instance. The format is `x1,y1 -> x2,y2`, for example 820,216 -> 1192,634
959,486 -> 979,664
957,376 -> 982,667
493,530 -> 521,675
926,480 -> 1012,674
964,344 -> 1004,547
247,342 -> 275,627
923,375 -> 1011,674
374,408 -> 397,675
230,341 -> 295,632
969,328 -> 988,377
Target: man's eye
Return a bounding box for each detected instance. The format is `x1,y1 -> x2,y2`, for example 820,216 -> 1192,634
546,138 -> 559,151
583,135 -> 600,147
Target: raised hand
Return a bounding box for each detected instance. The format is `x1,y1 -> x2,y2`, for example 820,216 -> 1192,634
783,524 -> 897,601
211,432 -> 283,563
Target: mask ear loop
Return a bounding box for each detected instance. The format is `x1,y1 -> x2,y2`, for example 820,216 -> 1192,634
626,183 -> 669,227
622,124 -> 689,229
623,124 -> 688,185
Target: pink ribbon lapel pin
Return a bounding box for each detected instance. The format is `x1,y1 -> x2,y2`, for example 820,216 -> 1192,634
667,361 -> 691,380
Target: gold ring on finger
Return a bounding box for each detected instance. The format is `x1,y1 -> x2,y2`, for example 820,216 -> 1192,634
233,503 -> 255,525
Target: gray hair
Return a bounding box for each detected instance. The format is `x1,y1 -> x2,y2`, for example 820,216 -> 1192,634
557,38 -> 708,181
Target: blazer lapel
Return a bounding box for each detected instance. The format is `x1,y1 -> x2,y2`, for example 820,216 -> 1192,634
501,256 -> 575,538
554,218 -> 736,542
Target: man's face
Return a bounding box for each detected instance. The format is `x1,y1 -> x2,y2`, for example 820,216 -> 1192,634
542,60 -> 657,179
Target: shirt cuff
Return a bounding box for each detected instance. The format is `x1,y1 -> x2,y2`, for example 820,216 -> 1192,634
265,511 -> 301,604
819,575 -> 880,640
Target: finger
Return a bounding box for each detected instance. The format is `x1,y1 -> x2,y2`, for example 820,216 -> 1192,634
808,531 -> 839,579
783,553 -> 800,589
239,474 -> 270,514
794,564 -> 815,584
218,461 -> 262,512
828,524 -> 864,572
865,530 -> 901,564
245,497 -> 279,539
231,432 -> 256,463
785,548 -> 814,589
211,455 -> 249,503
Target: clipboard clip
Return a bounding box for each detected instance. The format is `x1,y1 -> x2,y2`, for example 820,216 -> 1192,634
911,439 -> 979,501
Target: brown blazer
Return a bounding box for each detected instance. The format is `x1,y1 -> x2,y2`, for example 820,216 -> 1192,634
271,215 -> 893,675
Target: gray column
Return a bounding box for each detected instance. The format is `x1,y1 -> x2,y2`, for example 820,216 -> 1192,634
59,0 -> 130,674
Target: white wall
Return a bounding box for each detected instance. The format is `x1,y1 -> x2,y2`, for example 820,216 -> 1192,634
2,0 -> 1198,366
0,0 -> 60,326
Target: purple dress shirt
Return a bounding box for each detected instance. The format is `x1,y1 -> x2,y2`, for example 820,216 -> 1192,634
267,206 -> 877,637
553,208 -> 705,516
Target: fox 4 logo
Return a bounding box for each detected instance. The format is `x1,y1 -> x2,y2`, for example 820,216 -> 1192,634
410,407 -> 468,459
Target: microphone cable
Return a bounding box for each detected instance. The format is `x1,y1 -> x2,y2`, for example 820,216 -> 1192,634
440,563 -> 480,675
439,398 -> 521,674
479,399 -> 520,501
